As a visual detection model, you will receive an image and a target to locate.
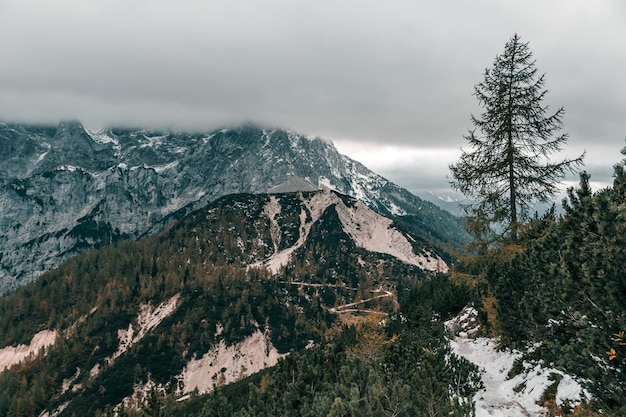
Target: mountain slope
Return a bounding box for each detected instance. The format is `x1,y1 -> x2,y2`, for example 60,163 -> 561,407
0,190 -> 451,416
0,121 -> 466,293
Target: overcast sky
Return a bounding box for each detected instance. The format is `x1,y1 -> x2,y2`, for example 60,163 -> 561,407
1,1 -> 624,196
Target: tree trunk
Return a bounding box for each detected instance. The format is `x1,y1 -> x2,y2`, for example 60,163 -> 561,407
508,133 -> 517,242
507,37 -> 518,242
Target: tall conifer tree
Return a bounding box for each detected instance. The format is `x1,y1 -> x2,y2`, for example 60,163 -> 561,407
450,34 -> 583,244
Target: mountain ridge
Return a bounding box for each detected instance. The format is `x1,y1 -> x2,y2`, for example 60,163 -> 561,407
0,120 -> 467,293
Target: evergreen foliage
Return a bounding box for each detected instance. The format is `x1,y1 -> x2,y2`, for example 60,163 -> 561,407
459,154 -> 626,414
450,33 -> 583,244
176,275 -> 481,417
0,191 -> 447,417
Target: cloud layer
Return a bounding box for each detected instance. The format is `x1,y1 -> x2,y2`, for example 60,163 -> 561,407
1,0 -> 624,193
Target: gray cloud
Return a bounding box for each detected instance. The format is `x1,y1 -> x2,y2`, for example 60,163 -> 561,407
1,0 -> 624,193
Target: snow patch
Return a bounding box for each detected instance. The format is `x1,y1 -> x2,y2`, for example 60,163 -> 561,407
179,329 -> 284,394
557,374 -> 588,405
318,176 -> 336,191
446,305 -> 480,338
147,160 -> 179,174
0,330 -> 58,372
447,306 -> 590,416
387,202 -> 407,216
87,129 -> 119,145
139,134 -> 167,148
57,164 -> 77,172
37,151 -> 49,162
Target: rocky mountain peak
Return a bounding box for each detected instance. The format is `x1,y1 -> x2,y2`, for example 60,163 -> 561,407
0,121 -> 466,293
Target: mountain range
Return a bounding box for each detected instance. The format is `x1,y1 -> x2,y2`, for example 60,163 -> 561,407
0,121 -> 467,294
1,120 -> 624,416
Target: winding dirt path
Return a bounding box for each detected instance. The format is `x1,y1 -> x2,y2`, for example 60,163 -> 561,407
282,281 -> 358,291
329,288 -> 393,314
283,281 -> 394,315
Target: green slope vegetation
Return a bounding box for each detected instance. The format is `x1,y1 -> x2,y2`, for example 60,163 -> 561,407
101,275 -> 481,417
455,162 -> 626,415
0,191 -> 452,417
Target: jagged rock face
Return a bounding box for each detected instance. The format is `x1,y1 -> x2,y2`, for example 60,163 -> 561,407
0,121 -> 464,293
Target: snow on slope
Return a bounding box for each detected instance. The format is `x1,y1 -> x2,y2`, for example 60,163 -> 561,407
252,190 -> 447,274
87,129 -> 119,145
448,307 -> 589,417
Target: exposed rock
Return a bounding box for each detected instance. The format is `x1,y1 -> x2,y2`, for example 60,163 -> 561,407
0,329 -> 58,371
251,190 -> 448,274
0,121 -> 466,293
108,294 -> 180,363
179,329 -> 284,394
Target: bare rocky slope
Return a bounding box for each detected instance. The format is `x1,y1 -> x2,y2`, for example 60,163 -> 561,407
0,121 -> 466,293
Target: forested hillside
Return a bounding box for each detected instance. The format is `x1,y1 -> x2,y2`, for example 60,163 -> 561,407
455,157 -> 626,415
87,275 -> 479,417
184,276 -> 480,417
1,148 -> 624,416
0,190 -> 469,416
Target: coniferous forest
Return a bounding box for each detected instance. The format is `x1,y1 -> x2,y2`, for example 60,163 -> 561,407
0,191 -> 480,417
170,146 -> 626,417
2,1 -> 625,414
481,166 -> 626,412
1,35 -> 625,414
448,32 -> 625,415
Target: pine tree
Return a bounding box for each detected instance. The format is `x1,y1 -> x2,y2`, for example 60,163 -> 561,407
450,33 -> 583,244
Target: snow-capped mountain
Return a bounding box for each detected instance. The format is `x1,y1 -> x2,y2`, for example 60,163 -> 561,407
0,121 -> 466,293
